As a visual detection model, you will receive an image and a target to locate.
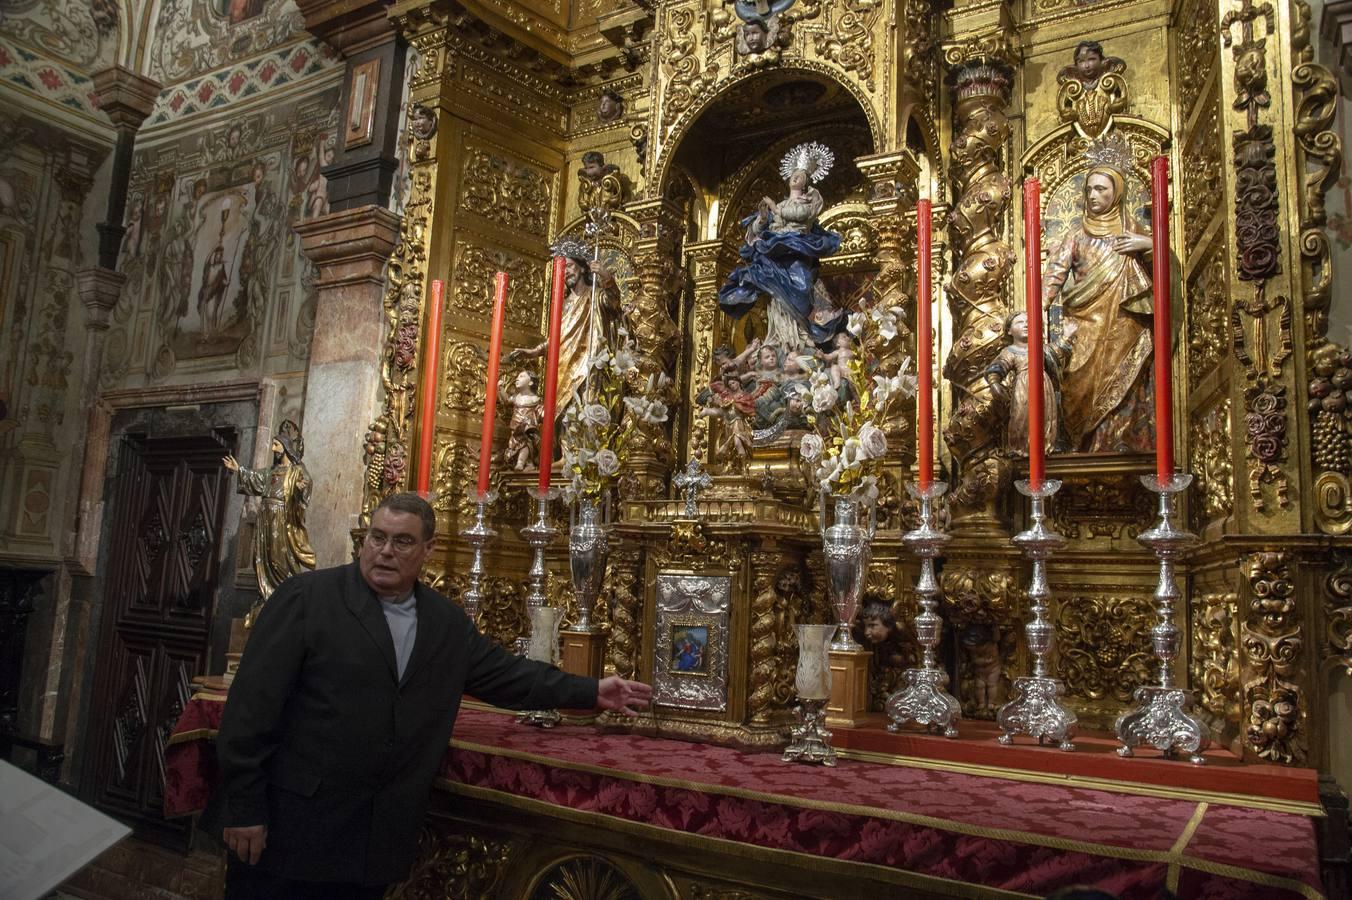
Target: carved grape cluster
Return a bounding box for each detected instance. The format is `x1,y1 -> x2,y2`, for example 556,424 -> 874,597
1309,343 -> 1352,474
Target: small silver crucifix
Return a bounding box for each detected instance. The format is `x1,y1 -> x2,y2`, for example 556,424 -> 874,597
673,457 -> 712,518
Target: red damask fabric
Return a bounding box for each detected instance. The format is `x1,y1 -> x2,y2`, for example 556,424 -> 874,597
163,697 -> 1324,899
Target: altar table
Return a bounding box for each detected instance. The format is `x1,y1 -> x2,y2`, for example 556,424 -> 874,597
166,692 -> 1326,899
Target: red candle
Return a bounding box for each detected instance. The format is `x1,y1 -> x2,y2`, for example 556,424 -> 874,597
916,199 -> 933,491
415,279 -> 444,495
477,272 -> 509,498
537,257 -> 566,492
1150,155 -> 1175,483
1023,178 -> 1045,490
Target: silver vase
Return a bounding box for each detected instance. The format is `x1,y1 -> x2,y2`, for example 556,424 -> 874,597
568,498 -> 609,633
820,495 -> 873,650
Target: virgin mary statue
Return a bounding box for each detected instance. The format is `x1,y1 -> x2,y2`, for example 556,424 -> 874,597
1043,149 -> 1156,452
718,142 -> 845,351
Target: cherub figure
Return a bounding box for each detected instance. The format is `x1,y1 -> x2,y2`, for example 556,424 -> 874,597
1057,39 -> 1126,89
984,311 -> 1076,453
851,601 -> 908,670
736,15 -> 784,58
504,370 -> 543,470
597,89 -> 624,124
700,372 -> 756,462
577,151 -> 623,214
815,332 -> 855,390
960,625 -> 1004,715
713,338 -> 760,376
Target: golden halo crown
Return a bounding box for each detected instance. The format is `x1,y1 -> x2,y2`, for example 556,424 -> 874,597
1083,134 -> 1134,177
780,142 -> 835,184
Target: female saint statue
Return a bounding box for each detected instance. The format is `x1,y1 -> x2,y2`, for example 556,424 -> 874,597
1043,155 -> 1155,452
718,142 -> 844,352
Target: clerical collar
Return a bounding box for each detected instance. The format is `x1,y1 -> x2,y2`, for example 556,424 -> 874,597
378,590 -> 415,608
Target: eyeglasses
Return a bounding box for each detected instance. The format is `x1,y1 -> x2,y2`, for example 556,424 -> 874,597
365,530 -> 423,555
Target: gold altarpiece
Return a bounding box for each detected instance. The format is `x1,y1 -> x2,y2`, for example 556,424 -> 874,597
360,0 -> 1348,812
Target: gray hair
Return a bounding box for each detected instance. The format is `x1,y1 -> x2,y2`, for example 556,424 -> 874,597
374,492 -> 436,539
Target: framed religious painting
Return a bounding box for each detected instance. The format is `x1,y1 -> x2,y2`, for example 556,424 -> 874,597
652,573 -> 730,712
344,59 -> 380,150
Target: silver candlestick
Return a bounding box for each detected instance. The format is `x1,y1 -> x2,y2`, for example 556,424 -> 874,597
996,479 -> 1076,751
518,487 -> 563,728
459,488 -> 497,624
520,487 -> 559,613
887,481 -> 960,738
1115,473 -> 1209,764
782,700 -> 836,766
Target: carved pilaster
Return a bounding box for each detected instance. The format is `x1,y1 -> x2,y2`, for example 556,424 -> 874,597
621,198 -> 684,497
939,27 -> 1017,535
604,546 -> 643,680
857,151 -> 921,469
856,151 -> 920,325
747,548 -> 800,725
684,239 -> 739,467
1240,550 -> 1306,764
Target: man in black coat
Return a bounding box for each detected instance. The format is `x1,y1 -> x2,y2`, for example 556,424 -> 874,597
206,492 -> 651,899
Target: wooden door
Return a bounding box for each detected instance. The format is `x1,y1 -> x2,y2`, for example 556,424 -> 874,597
85,429 -> 234,847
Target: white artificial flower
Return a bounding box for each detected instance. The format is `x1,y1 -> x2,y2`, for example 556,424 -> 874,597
624,395 -> 670,426
854,474 -> 880,504
846,312 -> 866,337
580,403 -> 610,428
871,305 -> 901,342
590,350 -> 612,370
894,356 -> 919,398
816,456 -> 842,488
811,384 -> 837,413
612,348 -> 637,374
594,449 -> 620,477
839,437 -> 864,470
646,371 -> 673,396
808,368 -> 833,392
872,373 -> 894,403
799,433 -> 823,461
858,423 -> 888,459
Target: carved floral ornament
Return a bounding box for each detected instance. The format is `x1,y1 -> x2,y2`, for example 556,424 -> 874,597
1241,551 -> 1305,764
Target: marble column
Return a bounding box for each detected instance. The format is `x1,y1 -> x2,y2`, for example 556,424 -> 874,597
295,207 -> 402,566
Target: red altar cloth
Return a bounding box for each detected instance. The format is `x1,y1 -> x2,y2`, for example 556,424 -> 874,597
166,694 -> 1325,899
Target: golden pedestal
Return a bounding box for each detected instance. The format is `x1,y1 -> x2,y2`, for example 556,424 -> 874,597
826,648 -> 873,728
560,629 -> 606,681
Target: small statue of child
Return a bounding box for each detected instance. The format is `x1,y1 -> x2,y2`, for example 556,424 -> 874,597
984,311 -> 1077,453
504,370 -> 543,470
815,332 -> 855,390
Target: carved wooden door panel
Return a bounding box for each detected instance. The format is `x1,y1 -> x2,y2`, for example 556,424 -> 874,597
86,430 -> 234,846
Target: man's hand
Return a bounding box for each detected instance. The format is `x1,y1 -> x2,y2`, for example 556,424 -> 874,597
222,454 -> 239,472
595,676 -> 652,717
223,825 -> 267,865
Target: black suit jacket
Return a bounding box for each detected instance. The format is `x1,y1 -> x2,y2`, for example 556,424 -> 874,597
203,563 -> 596,885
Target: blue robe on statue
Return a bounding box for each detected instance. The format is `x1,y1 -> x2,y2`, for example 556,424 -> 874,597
718,213 -> 844,346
